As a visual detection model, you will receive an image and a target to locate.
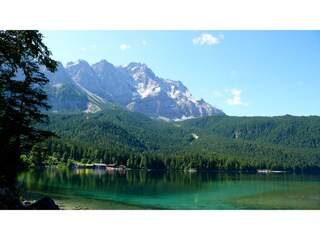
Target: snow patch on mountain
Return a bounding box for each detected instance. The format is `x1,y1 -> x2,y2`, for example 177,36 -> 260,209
45,59 -> 225,119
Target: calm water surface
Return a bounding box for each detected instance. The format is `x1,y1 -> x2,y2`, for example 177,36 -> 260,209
17,168 -> 320,210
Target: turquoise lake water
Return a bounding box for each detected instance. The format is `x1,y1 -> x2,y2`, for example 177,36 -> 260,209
17,168 -> 320,210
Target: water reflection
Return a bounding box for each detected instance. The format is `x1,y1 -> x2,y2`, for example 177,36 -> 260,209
16,168 -> 320,209
18,168 -> 320,192
18,168 -> 242,196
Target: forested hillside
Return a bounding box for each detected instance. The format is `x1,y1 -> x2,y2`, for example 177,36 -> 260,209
181,115 -> 320,148
27,109 -> 320,172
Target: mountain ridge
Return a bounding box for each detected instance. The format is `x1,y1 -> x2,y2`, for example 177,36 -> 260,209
45,59 -> 224,120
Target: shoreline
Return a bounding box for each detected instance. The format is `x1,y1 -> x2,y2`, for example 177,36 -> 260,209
22,191 -> 157,210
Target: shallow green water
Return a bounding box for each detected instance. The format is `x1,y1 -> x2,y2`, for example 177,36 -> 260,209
16,168 -> 320,210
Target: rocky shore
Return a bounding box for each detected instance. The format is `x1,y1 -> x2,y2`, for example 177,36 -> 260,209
0,188 -> 59,210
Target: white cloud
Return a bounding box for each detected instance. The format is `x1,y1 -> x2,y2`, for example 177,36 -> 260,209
142,40 -> 147,45
80,47 -> 87,51
92,44 -> 97,48
226,88 -> 249,106
192,33 -> 224,46
120,44 -> 130,51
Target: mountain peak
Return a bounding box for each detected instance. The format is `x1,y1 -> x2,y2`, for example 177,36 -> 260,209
45,59 -> 225,119
125,62 -> 147,68
92,59 -> 116,72
94,59 -> 113,66
123,62 -> 156,80
65,59 -> 91,70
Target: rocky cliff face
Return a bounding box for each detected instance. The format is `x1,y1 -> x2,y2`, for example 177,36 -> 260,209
91,60 -> 136,105
44,59 -> 225,119
119,62 -> 224,119
43,62 -> 90,112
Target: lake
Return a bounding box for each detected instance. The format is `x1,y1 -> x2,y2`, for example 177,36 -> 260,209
16,168 -> 320,210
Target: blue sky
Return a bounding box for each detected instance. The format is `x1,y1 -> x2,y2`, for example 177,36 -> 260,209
41,30 -> 320,117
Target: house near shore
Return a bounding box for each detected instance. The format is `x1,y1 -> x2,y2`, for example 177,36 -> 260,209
93,163 -> 107,168
75,162 -> 125,170
75,163 -> 107,169
107,163 -> 126,170
107,163 -> 117,168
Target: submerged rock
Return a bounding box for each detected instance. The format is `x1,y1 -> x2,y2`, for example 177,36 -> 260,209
26,196 -> 60,210
0,187 -> 60,210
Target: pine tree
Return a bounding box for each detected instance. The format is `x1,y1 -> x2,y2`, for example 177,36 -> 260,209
0,30 -> 57,188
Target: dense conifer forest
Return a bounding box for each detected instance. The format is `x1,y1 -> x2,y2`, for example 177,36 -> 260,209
21,108 -> 320,173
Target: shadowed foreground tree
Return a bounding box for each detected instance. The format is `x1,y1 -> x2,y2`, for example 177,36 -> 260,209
0,30 -> 57,189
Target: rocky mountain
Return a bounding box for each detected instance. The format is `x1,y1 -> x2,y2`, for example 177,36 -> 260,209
120,62 -> 224,119
43,62 -> 91,112
44,59 -> 225,120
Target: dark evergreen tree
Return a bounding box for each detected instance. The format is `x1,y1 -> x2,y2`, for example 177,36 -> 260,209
0,30 -> 57,188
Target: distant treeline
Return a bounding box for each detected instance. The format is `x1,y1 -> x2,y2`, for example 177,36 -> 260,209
21,110 -> 320,173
